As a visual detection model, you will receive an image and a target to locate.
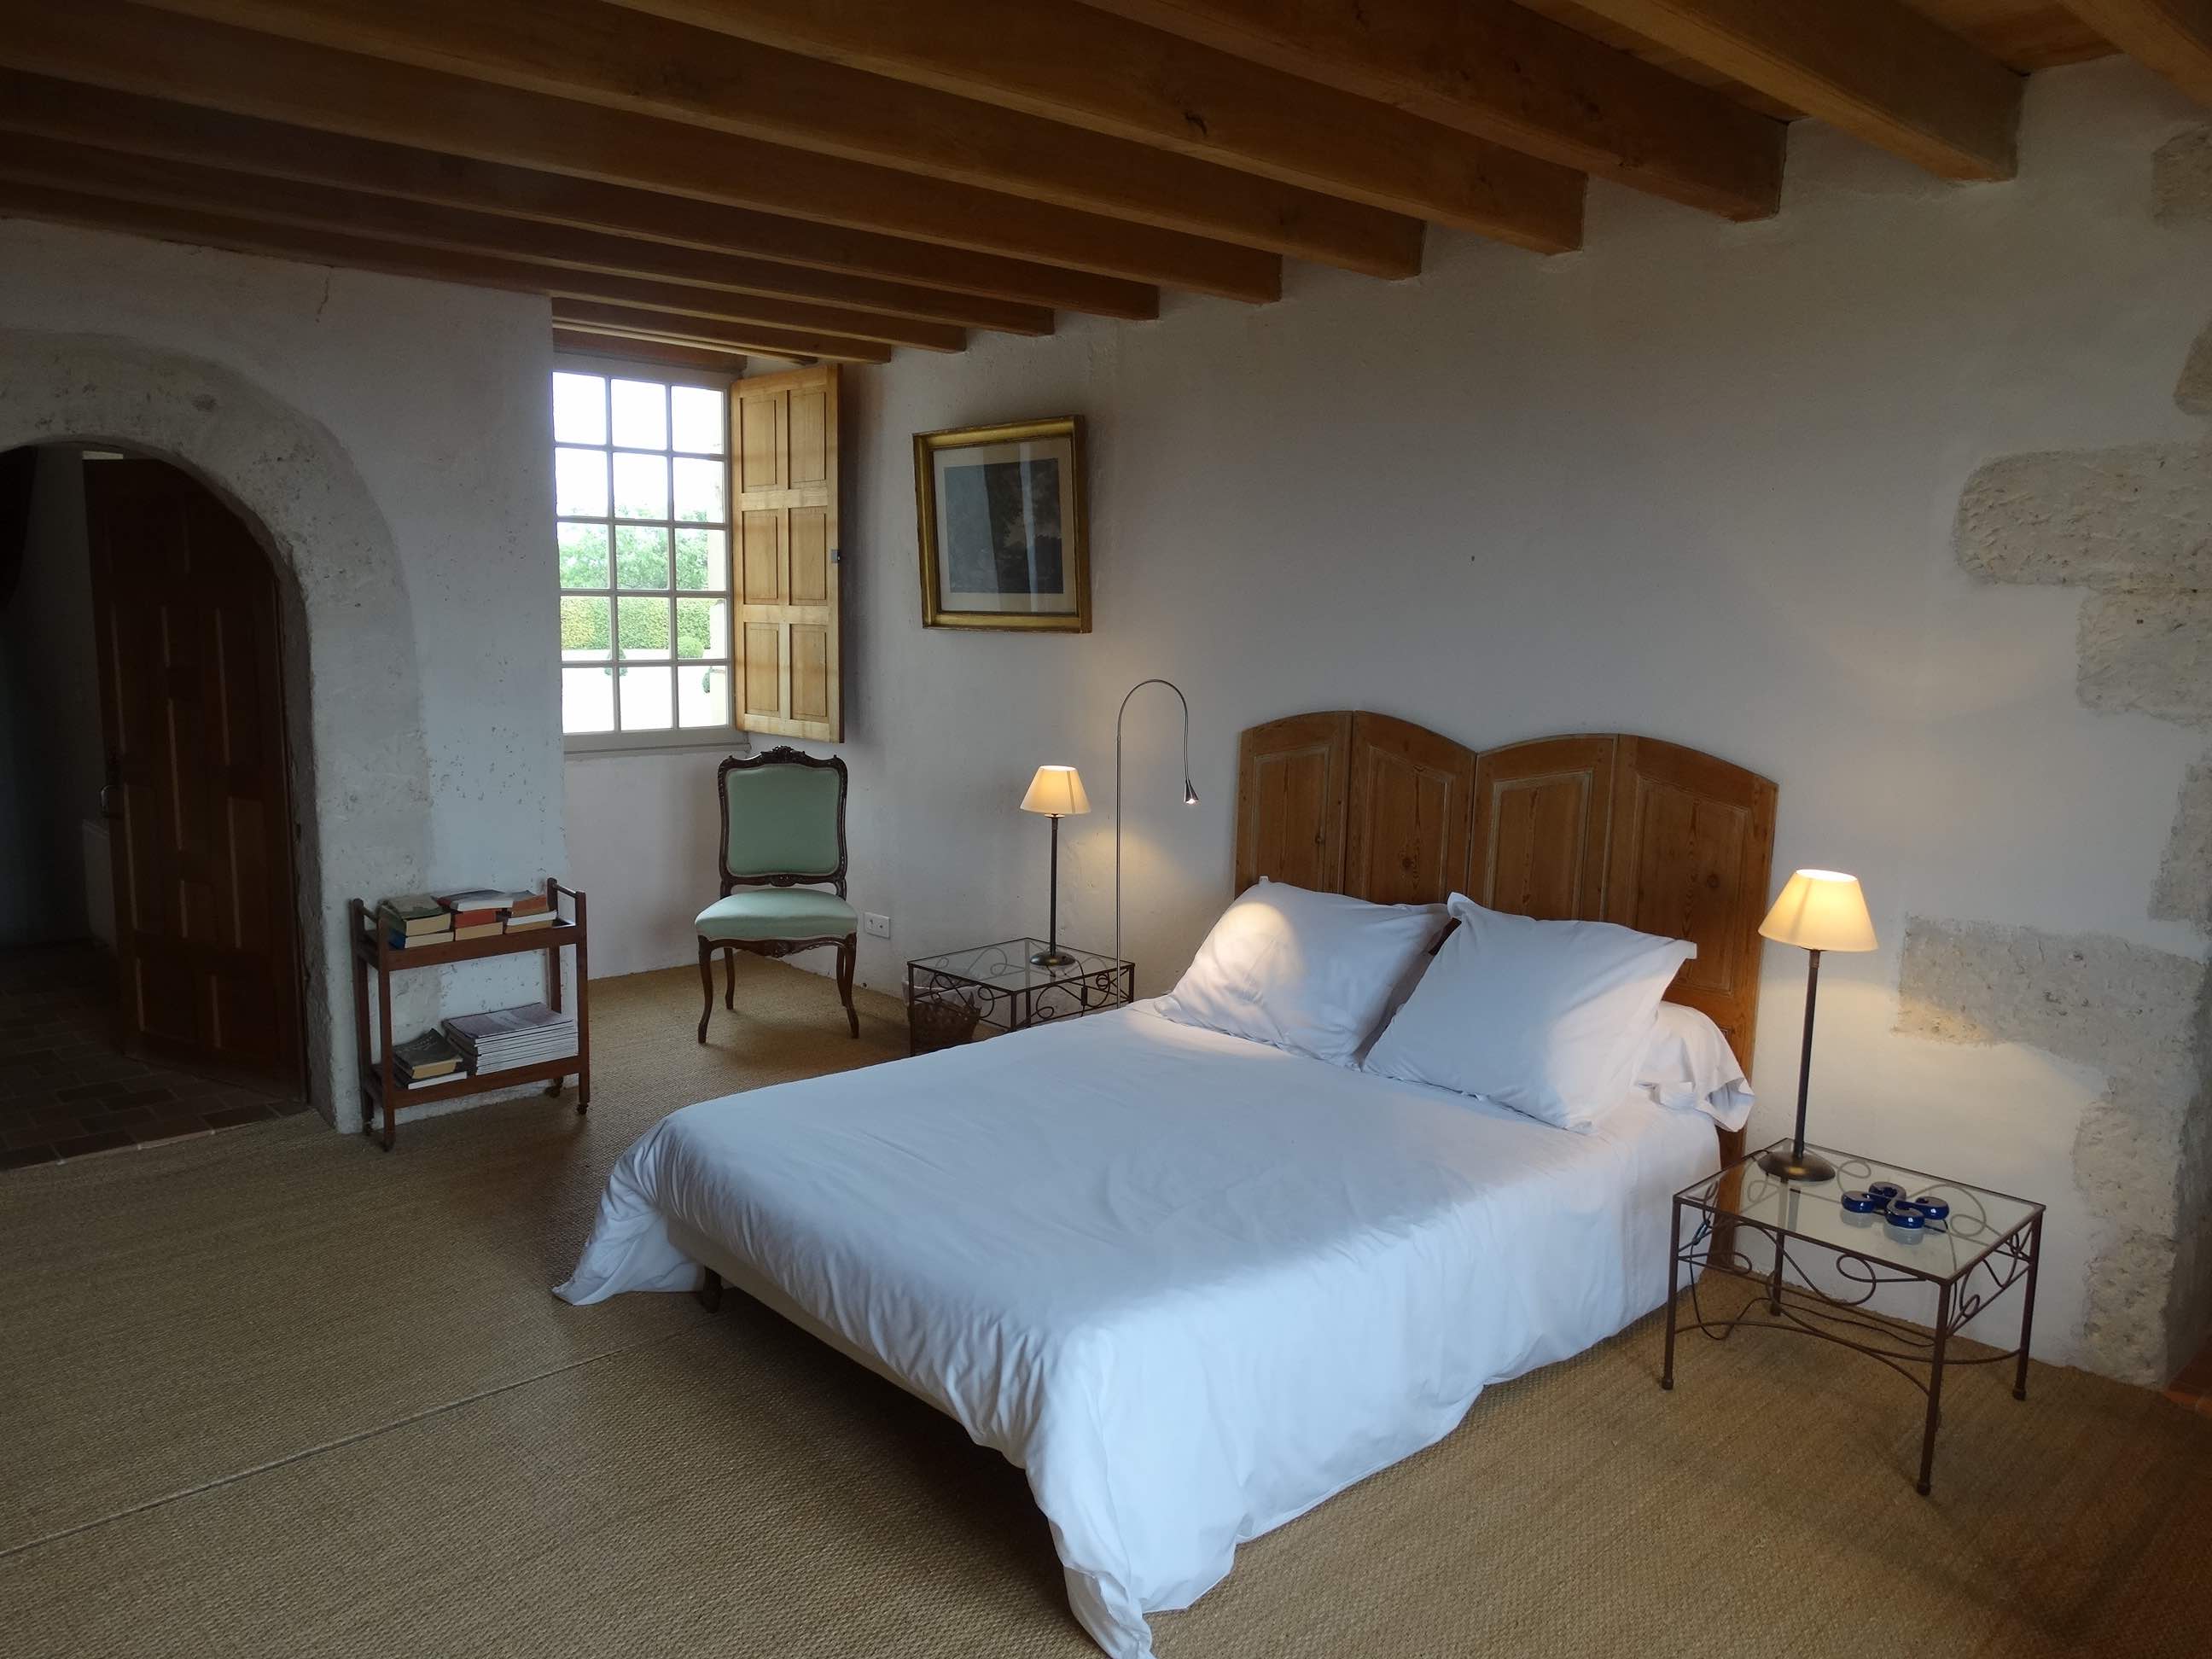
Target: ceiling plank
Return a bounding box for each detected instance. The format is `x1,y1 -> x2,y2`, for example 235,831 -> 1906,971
1562,0 -> 2022,179
551,330 -> 748,375
1,2 -> 1282,302
2064,1 -> 2212,103
0,180 -> 901,363
0,72 -> 1150,321
549,300 -> 892,363
604,0 -> 1582,254
0,132 -> 1046,337
134,0 -> 1435,276
1084,0 -> 1784,221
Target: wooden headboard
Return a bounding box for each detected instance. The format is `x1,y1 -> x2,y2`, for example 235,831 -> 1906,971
1236,712 -> 1778,1163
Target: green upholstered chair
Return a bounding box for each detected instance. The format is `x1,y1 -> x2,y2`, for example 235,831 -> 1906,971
696,747 -> 859,1043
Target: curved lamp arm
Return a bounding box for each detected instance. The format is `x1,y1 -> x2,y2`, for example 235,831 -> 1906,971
1115,678 -> 1196,963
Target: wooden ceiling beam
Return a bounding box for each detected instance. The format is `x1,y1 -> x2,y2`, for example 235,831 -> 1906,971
2065,1 -> 2212,103
1,2 -> 1280,301
0,73 -> 1148,321
1083,0 -> 1784,221
0,180 -> 905,362
604,0 -> 1582,254
548,300 -> 892,364
1563,0 -> 2023,180
550,330 -> 747,375
0,132 -> 1044,338
133,0 -> 1435,276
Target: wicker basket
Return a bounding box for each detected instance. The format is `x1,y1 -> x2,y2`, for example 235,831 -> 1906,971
907,996 -> 981,1055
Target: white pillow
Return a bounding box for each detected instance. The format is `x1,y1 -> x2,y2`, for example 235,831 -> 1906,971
1160,880 -> 1447,1068
1362,895 -> 1695,1132
1635,1002 -> 1755,1132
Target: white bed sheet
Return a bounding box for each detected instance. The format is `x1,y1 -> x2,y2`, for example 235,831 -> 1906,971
556,1002 -> 1717,1658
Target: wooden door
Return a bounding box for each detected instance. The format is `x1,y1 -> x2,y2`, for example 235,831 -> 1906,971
84,459 -> 303,1088
731,364 -> 841,742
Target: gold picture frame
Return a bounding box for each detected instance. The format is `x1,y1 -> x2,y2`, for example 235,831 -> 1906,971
914,416 -> 1090,632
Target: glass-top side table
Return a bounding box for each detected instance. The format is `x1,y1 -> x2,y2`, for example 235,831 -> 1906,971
1662,1141 -> 2045,1496
904,939 -> 1134,1055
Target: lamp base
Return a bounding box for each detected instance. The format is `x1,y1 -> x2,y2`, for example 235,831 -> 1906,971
1028,948 -> 1076,968
1756,1146 -> 1837,1185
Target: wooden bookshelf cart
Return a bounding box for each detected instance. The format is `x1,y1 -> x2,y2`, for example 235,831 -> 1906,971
348,879 -> 591,1151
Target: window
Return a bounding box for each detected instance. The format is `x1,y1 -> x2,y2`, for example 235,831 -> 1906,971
554,364 -> 735,748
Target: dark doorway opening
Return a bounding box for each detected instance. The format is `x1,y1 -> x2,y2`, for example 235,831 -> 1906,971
0,447 -> 307,1167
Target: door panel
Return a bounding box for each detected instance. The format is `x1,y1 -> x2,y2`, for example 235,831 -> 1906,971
84,459 -> 303,1088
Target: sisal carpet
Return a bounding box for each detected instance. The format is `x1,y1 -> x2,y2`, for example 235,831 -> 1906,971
3,958 -> 2209,1656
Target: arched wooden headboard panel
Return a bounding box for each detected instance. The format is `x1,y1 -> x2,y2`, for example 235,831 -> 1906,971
1237,713 -> 1778,1159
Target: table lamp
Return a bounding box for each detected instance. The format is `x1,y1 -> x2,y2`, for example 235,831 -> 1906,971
1757,869 -> 1877,1184
1021,764 -> 1090,967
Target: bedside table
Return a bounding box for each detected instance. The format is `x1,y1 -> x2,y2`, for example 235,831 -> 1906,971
1662,1141 -> 2045,1496
904,939 -> 1135,1056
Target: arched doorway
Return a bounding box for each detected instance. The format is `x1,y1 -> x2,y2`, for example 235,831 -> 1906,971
0,332 -> 434,1132
1,447 -> 305,1142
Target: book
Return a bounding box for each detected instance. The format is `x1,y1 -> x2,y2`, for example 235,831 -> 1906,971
378,894 -> 450,936
393,1030 -> 462,1073
506,892 -> 551,917
443,1003 -> 579,1072
504,912 -> 556,932
448,907 -> 502,930
387,928 -> 456,950
452,923 -> 504,941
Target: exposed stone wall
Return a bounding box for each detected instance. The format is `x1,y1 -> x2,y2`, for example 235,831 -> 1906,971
1899,919 -> 2207,1382
1936,143 -> 2212,1380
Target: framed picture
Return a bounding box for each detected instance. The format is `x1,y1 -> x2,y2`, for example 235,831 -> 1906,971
914,417 -> 1090,632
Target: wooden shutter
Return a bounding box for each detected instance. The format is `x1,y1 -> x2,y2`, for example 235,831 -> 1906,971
1468,735 -> 1617,923
1233,712 -> 1353,895
1342,712 -> 1477,905
731,363 -> 841,742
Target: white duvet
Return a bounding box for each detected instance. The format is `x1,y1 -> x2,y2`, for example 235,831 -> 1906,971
556,1003 -> 1716,1657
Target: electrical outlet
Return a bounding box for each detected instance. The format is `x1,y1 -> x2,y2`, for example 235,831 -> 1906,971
862,911 -> 892,939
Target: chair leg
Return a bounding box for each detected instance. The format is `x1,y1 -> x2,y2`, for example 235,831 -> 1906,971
696,936 -> 713,1044
724,946 -> 736,1010
838,934 -> 859,1039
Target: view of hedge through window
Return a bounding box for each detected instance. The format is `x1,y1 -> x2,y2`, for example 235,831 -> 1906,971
554,370 -> 732,739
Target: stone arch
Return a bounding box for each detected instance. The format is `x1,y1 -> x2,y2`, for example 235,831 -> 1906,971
0,329 -> 430,1130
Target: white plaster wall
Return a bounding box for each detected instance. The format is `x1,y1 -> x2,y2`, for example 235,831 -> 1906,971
556,63 -> 2207,1374
0,219 -> 567,1131
0,447 -> 103,944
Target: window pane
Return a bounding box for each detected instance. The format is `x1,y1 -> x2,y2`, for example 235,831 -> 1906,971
557,521 -> 609,590
678,663 -> 731,729
552,373 -> 605,445
674,528 -> 725,592
673,597 -> 727,661
672,457 -> 725,524
614,524 -> 670,590
610,379 -> 667,450
562,665 -> 615,734
555,447 -> 608,518
612,451 -> 668,521
671,385 -> 725,456
559,596 -> 610,661
618,665 -> 674,731
616,595 -> 671,660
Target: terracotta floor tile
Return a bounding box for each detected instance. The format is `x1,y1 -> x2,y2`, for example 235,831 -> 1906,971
201,1103 -> 279,1130
49,1128 -> 137,1161
0,1144 -> 61,1170
131,1117 -> 214,1147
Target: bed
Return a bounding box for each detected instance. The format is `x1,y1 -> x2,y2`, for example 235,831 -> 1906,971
557,714 -> 1778,1658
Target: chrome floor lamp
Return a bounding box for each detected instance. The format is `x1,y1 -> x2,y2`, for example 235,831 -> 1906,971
1114,678 -> 1198,962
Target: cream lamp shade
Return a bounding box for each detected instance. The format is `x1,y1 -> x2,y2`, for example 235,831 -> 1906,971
1021,764 -> 1091,817
1759,869 -> 1877,953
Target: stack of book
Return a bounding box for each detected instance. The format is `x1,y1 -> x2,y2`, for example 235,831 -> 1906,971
379,894 -> 453,950
443,1003 -> 578,1075
391,1029 -> 464,1091
442,888 -> 558,934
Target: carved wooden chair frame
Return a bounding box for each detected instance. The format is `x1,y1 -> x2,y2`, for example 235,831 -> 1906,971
697,746 -> 858,1042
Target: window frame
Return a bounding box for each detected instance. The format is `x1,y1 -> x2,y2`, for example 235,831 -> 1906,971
552,352 -> 742,756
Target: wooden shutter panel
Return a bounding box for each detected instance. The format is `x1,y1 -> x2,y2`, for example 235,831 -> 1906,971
732,363 -> 841,742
